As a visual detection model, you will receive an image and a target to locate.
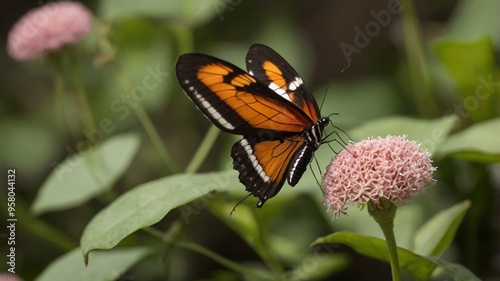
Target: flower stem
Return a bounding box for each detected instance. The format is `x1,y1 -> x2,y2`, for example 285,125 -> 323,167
368,199 -> 401,281
112,62 -> 180,174
400,0 -> 438,117
184,125 -> 220,173
48,53 -> 69,135
68,49 -> 98,145
176,240 -> 269,279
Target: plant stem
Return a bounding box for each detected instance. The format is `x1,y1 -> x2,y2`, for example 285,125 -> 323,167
184,125 -> 220,173
48,53 -> 69,135
368,199 -> 401,281
400,0 -> 438,117
176,240 -> 271,280
170,24 -> 194,54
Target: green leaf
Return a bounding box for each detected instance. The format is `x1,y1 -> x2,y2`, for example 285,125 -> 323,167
210,199 -> 262,252
423,256 -> 481,281
98,0 -> 228,26
312,231 -> 436,281
413,200 -> 470,256
433,38 -> 497,122
435,118 -> 500,162
209,198 -> 284,273
31,133 -> 141,215
349,115 -> 458,155
35,247 -> 151,281
81,171 -> 236,262
433,38 -> 495,95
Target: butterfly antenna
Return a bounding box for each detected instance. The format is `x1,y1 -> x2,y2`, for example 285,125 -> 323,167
319,76 -> 333,112
228,194 -> 252,219
319,64 -> 351,111
324,130 -> 357,157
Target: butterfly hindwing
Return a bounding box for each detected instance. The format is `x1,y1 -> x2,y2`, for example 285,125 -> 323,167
231,135 -> 306,207
176,54 -> 313,136
246,44 -> 321,122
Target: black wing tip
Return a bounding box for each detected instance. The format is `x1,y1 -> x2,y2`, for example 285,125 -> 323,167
176,53 -> 216,69
249,43 -> 271,51
255,197 -> 269,208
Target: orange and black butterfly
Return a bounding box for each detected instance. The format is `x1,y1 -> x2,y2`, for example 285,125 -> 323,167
176,44 -> 330,207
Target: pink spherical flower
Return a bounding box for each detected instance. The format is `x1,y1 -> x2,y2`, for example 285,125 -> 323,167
322,135 -> 436,218
7,1 -> 93,61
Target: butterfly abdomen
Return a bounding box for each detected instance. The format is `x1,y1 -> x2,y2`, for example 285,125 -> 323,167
288,117 -> 329,186
287,144 -> 314,186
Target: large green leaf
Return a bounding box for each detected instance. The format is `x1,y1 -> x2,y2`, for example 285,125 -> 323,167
313,230 -> 479,281
413,201 -> 470,256
35,247 -> 151,281
285,253 -> 350,281
423,256 -> 481,281
434,38 -> 495,95
98,0 -> 227,26
435,118 -> 500,162
31,133 -> 141,215
349,115 -> 458,155
312,232 -> 436,281
81,170 -> 236,262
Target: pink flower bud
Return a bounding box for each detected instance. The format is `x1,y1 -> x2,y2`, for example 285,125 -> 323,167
322,135 -> 436,218
7,1 -> 93,61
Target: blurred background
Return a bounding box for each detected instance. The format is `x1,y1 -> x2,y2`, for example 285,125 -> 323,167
1,0 -> 499,280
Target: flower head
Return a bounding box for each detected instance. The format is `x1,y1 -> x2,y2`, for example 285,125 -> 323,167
7,1 -> 93,61
323,135 -> 436,218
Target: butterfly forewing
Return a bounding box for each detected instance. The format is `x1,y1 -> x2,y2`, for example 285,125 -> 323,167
176,54 -> 313,136
175,45 -> 329,207
246,44 -> 321,122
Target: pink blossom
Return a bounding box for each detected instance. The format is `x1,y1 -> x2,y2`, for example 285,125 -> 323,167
7,1 -> 93,61
322,135 -> 436,218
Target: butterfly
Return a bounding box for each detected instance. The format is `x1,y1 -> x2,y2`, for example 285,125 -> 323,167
175,44 -> 330,207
